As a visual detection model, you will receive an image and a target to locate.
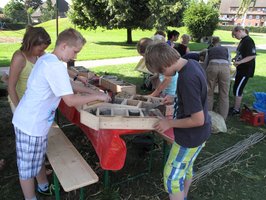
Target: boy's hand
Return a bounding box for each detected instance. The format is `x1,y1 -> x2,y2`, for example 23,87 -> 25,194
78,76 -> 89,85
162,95 -> 175,105
97,93 -> 111,102
154,119 -> 171,133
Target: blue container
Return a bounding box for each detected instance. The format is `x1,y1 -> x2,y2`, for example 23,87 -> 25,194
253,92 -> 266,123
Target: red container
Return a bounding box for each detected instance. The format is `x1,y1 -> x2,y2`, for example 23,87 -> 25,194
240,108 -> 265,126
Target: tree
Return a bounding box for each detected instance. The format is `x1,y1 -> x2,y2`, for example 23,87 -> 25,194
23,0 -> 43,25
237,0 -> 256,26
183,1 -> 219,42
3,0 -> 27,23
40,0 -> 55,22
207,0 -> 221,9
68,0 -> 184,43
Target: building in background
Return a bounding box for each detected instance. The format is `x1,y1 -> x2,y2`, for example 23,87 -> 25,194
219,0 -> 266,27
31,0 -> 69,23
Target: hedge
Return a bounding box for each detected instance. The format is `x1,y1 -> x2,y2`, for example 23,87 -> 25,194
218,25 -> 266,33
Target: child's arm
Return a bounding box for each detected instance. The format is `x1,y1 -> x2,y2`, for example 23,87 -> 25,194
70,81 -> 101,94
8,51 -> 26,107
150,76 -> 172,97
233,55 -> 256,67
62,93 -> 111,107
154,110 -> 204,133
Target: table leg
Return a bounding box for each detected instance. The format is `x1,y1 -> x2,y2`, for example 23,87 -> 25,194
79,187 -> 84,200
162,140 -> 170,169
53,173 -> 60,200
103,170 -> 110,188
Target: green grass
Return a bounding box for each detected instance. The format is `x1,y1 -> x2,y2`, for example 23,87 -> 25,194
1,18 -> 266,67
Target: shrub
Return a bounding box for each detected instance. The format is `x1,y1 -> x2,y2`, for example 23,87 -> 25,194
183,1 -> 219,42
218,25 -> 266,33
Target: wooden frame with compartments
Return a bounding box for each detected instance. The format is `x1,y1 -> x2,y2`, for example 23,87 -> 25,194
99,76 -> 136,95
80,103 -> 161,130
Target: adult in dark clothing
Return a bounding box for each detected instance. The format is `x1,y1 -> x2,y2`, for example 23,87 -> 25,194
230,26 -> 256,115
204,36 -> 231,119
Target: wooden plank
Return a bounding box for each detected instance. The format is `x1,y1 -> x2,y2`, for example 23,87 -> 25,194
47,123 -> 98,192
100,77 -> 136,95
80,109 -> 100,130
99,117 -> 159,130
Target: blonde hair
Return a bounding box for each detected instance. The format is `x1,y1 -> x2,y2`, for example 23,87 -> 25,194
181,34 -> 190,45
136,38 -> 153,55
20,26 -> 51,52
56,28 -> 86,47
145,42 -> 180,74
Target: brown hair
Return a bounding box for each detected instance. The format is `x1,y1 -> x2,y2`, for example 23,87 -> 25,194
56,28 -> 86,47
145,42 -> 180,74
154,30 -> 166,38
232,26 -> 249,37
136,38 -> 153,55
211,36 -> 220,45
20,26 -> 51,52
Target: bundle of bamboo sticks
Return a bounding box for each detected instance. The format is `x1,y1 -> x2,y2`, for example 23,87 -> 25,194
193,132 -> 265,184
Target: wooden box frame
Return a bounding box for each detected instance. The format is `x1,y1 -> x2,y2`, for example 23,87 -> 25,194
99,76 -> 136,95
80,103 -> 160,130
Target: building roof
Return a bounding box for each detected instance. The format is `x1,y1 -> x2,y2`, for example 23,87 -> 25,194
31,0 -> 69,18
220,0 -> 266,13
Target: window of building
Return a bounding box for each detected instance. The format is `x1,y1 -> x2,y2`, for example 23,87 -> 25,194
255,23 -> 258,26
257,8 -> 261,12
256,15 -> 260,19
248,15 -> 253,19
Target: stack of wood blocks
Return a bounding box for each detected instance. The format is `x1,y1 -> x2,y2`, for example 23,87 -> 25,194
99,75 -> 136,95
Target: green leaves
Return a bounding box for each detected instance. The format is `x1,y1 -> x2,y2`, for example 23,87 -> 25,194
183,1 -> 219,42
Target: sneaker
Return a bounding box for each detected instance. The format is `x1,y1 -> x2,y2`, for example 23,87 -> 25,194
229,107 -> 240,116
37,184 -> 55,196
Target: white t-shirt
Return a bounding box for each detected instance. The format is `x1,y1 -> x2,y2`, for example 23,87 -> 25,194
12,53 -> 73,137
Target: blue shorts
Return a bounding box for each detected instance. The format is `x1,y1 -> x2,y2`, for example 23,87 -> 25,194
164,142 -> 204,194
15,127 -> 48,180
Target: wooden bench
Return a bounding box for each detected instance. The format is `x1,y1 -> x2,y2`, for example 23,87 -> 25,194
47,122 -> 99,200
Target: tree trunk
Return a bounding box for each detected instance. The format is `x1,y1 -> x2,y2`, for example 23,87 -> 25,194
126,28 -> 133,44
27,13 -> 32,25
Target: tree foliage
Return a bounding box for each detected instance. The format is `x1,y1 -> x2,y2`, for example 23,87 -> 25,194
207,0 -> 221,9
40,0 -> 55,22
237,0 -> 256,16
183,1 -> 219,42
3,0 -> 27,23
3,0 -> 42,24
68,0 -> 184,43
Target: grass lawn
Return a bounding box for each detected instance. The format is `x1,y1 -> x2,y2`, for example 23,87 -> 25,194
1,18 -> 266,67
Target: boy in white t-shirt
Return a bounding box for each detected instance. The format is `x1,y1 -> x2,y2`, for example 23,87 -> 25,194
12,28 -> 110,200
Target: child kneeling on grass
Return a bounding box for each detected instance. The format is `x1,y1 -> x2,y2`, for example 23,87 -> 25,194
12,28 -> 111,200
145,43 -> 211,200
